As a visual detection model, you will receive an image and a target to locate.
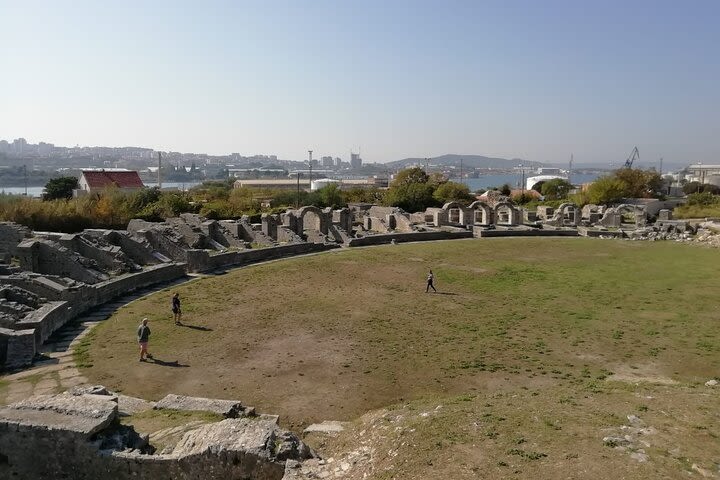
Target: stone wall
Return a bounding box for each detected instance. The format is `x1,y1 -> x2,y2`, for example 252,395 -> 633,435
347,230 -> 473,246
0,275 -> 77,302
0,222 -> 32,257
0,328 -> 35,369
15,301 -> 75,351
0,390 -> 313,480
203,243 -> 338,272
1,264 -> 187,370
88,230 -> 161,266
474,228 -> 579,238
16,239 -> 110,284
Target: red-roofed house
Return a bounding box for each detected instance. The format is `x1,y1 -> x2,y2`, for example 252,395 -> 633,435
77,170 -> 145,195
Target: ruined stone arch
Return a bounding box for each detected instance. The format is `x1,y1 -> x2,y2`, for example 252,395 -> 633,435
613,204 -> 647,227
297,206 -> 328,235
598,203 -> 647,228
494,202 -> 520,226
468,201 -> 493,225
553,202 -> 580,226
441,201 -> 469,225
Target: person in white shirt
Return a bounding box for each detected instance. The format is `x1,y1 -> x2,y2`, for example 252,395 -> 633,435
426,269 -> 437,293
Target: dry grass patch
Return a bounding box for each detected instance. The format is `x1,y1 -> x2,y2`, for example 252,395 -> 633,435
79,238 -> 720,438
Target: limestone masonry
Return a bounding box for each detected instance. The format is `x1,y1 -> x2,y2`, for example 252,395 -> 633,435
0,387 -> 313,479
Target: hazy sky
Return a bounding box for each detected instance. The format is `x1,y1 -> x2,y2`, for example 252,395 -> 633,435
1,0 -> 718,166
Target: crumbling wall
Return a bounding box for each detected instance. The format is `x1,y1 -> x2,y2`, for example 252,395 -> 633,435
128,220 -> 190,261
215,221 -> 248,248
332,208 -> 354,234
277,226 -> 304,244
0,390 -> 313,480
58,234 -> 138,274
0,274 -> 82,302
0,327 -> 35,369
0,285 -> 42,328
99,230 -> 162,265
262,213 -> 280,240
16,239 -> 109,284
367,206 -> 414,233
363,216 -> 390,233
328,225 -> 352,244
544,203 -> 580,227
239,216 -> 275,245
0,222 -> 32,258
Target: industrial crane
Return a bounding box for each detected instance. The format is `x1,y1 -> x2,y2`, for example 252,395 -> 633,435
624,146 -> 639,168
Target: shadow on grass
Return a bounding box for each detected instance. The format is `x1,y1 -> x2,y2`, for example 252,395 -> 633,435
177,323 -> 213,331
433,292 -> 458,296
146,356 -> 190,368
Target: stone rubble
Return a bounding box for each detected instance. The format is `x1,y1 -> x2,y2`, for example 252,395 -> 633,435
0,388 -> 315,480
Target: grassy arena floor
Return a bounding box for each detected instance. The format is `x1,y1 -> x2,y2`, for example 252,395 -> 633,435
79,238 -> 720,478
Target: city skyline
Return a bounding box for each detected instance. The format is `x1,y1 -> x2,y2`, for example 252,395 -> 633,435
2,0 -> 719,165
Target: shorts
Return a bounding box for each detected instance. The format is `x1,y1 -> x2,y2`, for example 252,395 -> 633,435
139,341 -> 148,349
172,307 -> 179,314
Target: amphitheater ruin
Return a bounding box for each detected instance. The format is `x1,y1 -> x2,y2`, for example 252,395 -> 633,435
1,198 -> 719,478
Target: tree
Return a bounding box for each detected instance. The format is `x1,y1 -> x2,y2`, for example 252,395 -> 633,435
43,176 -> 78,200
585,176 -> 626,205
343,186 -> 384,204
511,192 -> 536,205
433,181 -> 473,204
687,192 -> 719,206
392,167 -> 430,186
540,178 -> 573,200
384,182 -> 437,213
612,168 -> 663,198
499,184 -> 511,196
683,181 -> 720,195
315,183 -> 344,209
383,167 -> 437,212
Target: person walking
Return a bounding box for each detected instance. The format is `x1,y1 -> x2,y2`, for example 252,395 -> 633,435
172,293 -> 182,325
137,318 -> 151,362
426,269 -> 437,293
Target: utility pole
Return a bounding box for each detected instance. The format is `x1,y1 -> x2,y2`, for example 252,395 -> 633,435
157,152 -> 162,189
296,172 -> 300,209
308,150 -> 313,186
659,157 -> 663,176
460,158 -> 463,184
23,164 -> 27,196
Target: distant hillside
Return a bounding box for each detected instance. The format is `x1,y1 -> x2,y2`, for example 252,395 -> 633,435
385,154 -> 542,169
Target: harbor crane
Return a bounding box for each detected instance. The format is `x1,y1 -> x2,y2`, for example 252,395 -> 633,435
624,146 -> 639,168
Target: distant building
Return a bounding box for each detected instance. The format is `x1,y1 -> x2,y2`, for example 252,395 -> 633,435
350,152 -> 362,169
13,138 -> 27,155
321,156 -> 334,167
335,157 -> 342,167
234,178 -> 312,190
687,164 -> 720,185
77,169 -> 144,194
37,142 -> 54,156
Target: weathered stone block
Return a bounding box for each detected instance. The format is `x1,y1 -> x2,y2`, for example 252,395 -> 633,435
155,393 -> 245,418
